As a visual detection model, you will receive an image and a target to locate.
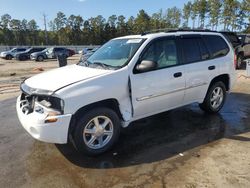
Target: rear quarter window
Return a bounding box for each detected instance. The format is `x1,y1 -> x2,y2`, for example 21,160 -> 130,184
203,35 -> 229,58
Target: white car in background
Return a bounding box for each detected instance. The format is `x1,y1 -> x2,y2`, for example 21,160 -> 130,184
17,30 -> 236,156
0,47 -> 27,60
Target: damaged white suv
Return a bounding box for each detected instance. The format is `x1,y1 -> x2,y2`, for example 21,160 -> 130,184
17,30 -> 236,155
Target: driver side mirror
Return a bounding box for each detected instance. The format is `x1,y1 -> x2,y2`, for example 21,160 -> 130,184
136,60 -> 157,73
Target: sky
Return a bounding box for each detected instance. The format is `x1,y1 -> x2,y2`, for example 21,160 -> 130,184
0,0 -> 187,29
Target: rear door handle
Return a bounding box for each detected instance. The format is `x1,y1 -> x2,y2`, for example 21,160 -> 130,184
173,72 -> 182,78
208,65 -> 215,70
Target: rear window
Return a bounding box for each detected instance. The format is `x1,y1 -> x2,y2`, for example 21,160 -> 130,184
221,33 -> 241,47
203,35 -> 229,58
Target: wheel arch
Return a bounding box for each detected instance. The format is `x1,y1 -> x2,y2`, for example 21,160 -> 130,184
208,74 -> 230,92
68,98 -> 123,137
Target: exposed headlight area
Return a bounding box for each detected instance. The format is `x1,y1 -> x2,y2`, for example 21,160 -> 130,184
20,93 -> 64,115
19,83 -> 64,123
34,95 -> 64,114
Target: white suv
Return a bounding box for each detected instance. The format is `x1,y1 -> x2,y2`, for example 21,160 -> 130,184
16,30 -> 236,155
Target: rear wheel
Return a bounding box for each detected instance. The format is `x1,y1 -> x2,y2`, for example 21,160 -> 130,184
199,81 -> 226,113
19,56 -> 26,61
73,107 -> 121,156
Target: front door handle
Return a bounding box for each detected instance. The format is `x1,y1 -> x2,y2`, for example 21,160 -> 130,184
208,65 -> 216,70
173,72 -> 182,78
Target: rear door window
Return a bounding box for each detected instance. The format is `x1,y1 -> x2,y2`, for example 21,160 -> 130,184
198,39 -> 210,60
181,37 -> 201,63
203,35 -> 229,58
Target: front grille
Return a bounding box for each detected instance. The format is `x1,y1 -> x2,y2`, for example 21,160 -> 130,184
20,93 -> 35,115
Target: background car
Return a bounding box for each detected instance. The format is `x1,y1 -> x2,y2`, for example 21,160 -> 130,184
67,49 -> 75,57
79,47 -> 99,62
220,31 -> 244,69
0,47 -> 27,60
30,47 -> 70,62
46,47 -> 70,59
15,47 -> 45,61
30,48 -> 48,61
237,34 -> 250,59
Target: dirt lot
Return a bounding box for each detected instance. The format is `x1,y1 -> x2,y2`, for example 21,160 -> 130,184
0,57 -> 250,188
0,55 -> 78,100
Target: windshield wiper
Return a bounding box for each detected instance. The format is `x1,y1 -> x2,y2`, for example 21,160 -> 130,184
91,62 -> 114,69
79,60 -> 90,67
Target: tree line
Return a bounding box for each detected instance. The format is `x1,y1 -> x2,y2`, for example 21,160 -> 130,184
0,0 -> 249,46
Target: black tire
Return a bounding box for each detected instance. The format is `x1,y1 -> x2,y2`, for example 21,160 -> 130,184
73,107 -> 121,156
37,55 -> 44,62
6,55 -> 12,60
19,56 -> 26,61
199,81 -> 226,114
236,54 -> 243,69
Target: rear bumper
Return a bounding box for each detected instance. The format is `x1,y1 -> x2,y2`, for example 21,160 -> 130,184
16,96 -> 72,144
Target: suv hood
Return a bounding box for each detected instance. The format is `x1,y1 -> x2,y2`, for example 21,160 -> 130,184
25,64 -> 112,92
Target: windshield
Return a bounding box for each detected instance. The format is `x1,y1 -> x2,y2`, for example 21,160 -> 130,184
24,48 -> 32,52
42,48 -> 48,53
10,48 -> 17,52
79,38 -> 144,69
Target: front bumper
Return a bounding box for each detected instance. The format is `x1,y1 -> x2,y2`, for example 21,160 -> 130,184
16,96 -> 72,144
0,54 -> 6,58
30,56 -> 36,60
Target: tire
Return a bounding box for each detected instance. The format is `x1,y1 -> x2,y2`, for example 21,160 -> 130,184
236,54 -> 243,69
37,56 -> 44,62
73,107 -> 121,156
199,81 -> 226,114
19,56 -> 26,61
6,55 -> 12,60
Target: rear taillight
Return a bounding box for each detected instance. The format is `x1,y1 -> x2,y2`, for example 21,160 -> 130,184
234,52 -> 237,69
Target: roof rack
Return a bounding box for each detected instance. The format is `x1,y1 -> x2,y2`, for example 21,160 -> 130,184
141,28 -> 218,36
141,28 -> 177,35
167,28 -> 217,33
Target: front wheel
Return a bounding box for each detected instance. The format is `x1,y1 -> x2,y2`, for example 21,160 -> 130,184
199,81 -> 226,113
37,55 -> 44,62
6,55 -> 12,60
73,107 -> 121,156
